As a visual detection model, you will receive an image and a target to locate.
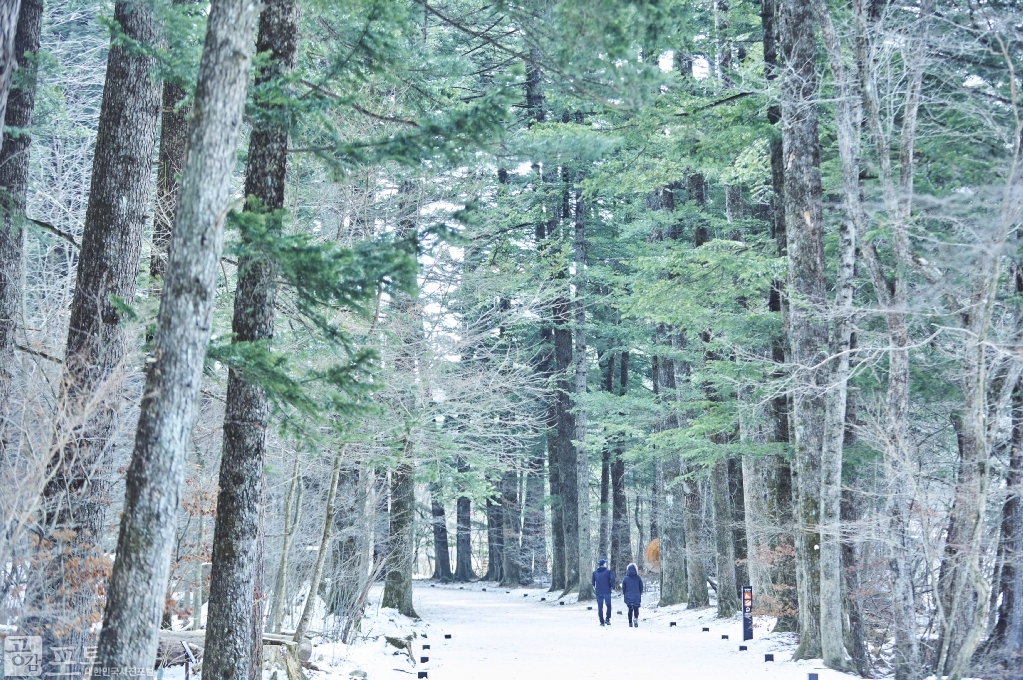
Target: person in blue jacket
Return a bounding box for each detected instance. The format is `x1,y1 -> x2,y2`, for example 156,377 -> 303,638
592,558 -> 616,626
622,563 -> 643,627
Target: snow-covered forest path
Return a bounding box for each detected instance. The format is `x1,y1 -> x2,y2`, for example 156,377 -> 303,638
313,583 -> 860,680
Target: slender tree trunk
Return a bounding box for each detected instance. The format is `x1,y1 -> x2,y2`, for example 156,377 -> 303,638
548,401 -> 566,590
484,495 -> 504,582
573,158 -> 594,602
453,458 -> 476,581
294,452 -> 343,642
0,0 -> 41,457
660,453 -> 688,606
554,287 -> 577,591
521,450 -> 547,581
381,457 -> 418,618
599,446 -> 610,561
811,0 -> 863,668
430,487 -> 453,582
610,351 -> 633,578
780,0 -> 825,658
841,488 -> 872,678
96,0 -> 259,672
729,457 -> 749,595
0,0 -> 23,155
32,0 -> 160,661
742,454 -> 774,608
270,453 -> 301,633
500,470 -> 522,586
683,471 -> 709,608
202,0 -> 298,675
149,0 -> 196,284
712,457 -> 739,617
991,383 -> 1023,669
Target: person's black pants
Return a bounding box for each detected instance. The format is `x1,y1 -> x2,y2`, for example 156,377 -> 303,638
627,604 -> 640,625
597,594 -> 611,623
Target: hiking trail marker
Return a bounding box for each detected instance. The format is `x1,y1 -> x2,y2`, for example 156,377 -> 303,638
742,586 -> 754,641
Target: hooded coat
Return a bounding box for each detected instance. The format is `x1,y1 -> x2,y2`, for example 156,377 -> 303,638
592,565 -> 616,596
622,564 -> 643,605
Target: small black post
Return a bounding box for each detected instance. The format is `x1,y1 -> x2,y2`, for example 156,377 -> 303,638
420,657 -> 429,663
739,646 -> 747,651
418,673 -> 428,679
809,674 -> 819,680
540,598 -> 546,601
444,634 -> 452,639
423,645 -> 430,650
722,634 -> 729,639
702,627 -> 710,632
670,622 -> 676,627
764,654 -> 774,662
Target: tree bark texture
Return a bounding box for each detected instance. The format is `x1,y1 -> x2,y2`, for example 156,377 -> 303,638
0,0 -> 41,456
500,469 -> 522,586
95,0 -> 258,673
453,457 -> 476,581
599,445 -> 610,561
32,0 -> 160,662
610,352 -> 633,579
484,495 -> 504,582
573,160 -> 594,602
149,0 -> 196,283
293,452 -> 343,642
0,0 -> 22,157
521,450 -> 547,581
430,487 -> 453,581
780,0 -> 825,658
554,290 -> 578,592
660,453 -> 688,607
991,383 -> 1023,672
712,457 -> 739,617
202,0 -> 298,675
381,458 -> 418,618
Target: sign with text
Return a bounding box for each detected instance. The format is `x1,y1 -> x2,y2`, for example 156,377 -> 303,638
742,586 -> 753,641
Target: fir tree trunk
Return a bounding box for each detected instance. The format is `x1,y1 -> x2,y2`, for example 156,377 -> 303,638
149,0 -> 196,284
712,457 -> 740,617
573,158 -> 594,602
33,0 -> 160,661
991,383 -> 1023,665
453,458 -> 476,581
660,453 -> 688,606
548,402 -> 566,591
742,454 -> 774,610
270,453 -> 300,633
610,352 -> 633,579
294,452 -> 343,642
683,473 -> 709,607
500,470 -> 522,586
554,289 -> 578,591
780,0 -> 826,658
95,0 -> 259,672
599,446 -> 610,562
202,0 -> 298,675
521,450 -> 548,581
728,458 -> 749,595
0,0 -> 41,458
430,487 -> 453,582
381,457 -> 418,618
0,0 -> 22,153
484,495 -> 504,582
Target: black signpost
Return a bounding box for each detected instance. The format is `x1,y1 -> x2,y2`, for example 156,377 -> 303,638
742,586 -> 753,641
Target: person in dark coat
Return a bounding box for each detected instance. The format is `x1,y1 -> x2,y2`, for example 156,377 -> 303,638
592,559 -> 616,626
622,563 -> 643,627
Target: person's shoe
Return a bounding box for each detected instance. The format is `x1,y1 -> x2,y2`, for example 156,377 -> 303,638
634,621 -> 639,628
600,621 -> 605,626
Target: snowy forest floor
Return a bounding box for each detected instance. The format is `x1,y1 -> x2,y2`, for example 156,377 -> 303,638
299,582 -> 860,680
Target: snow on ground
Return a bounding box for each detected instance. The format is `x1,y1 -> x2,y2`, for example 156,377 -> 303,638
303,581 -> 861,680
